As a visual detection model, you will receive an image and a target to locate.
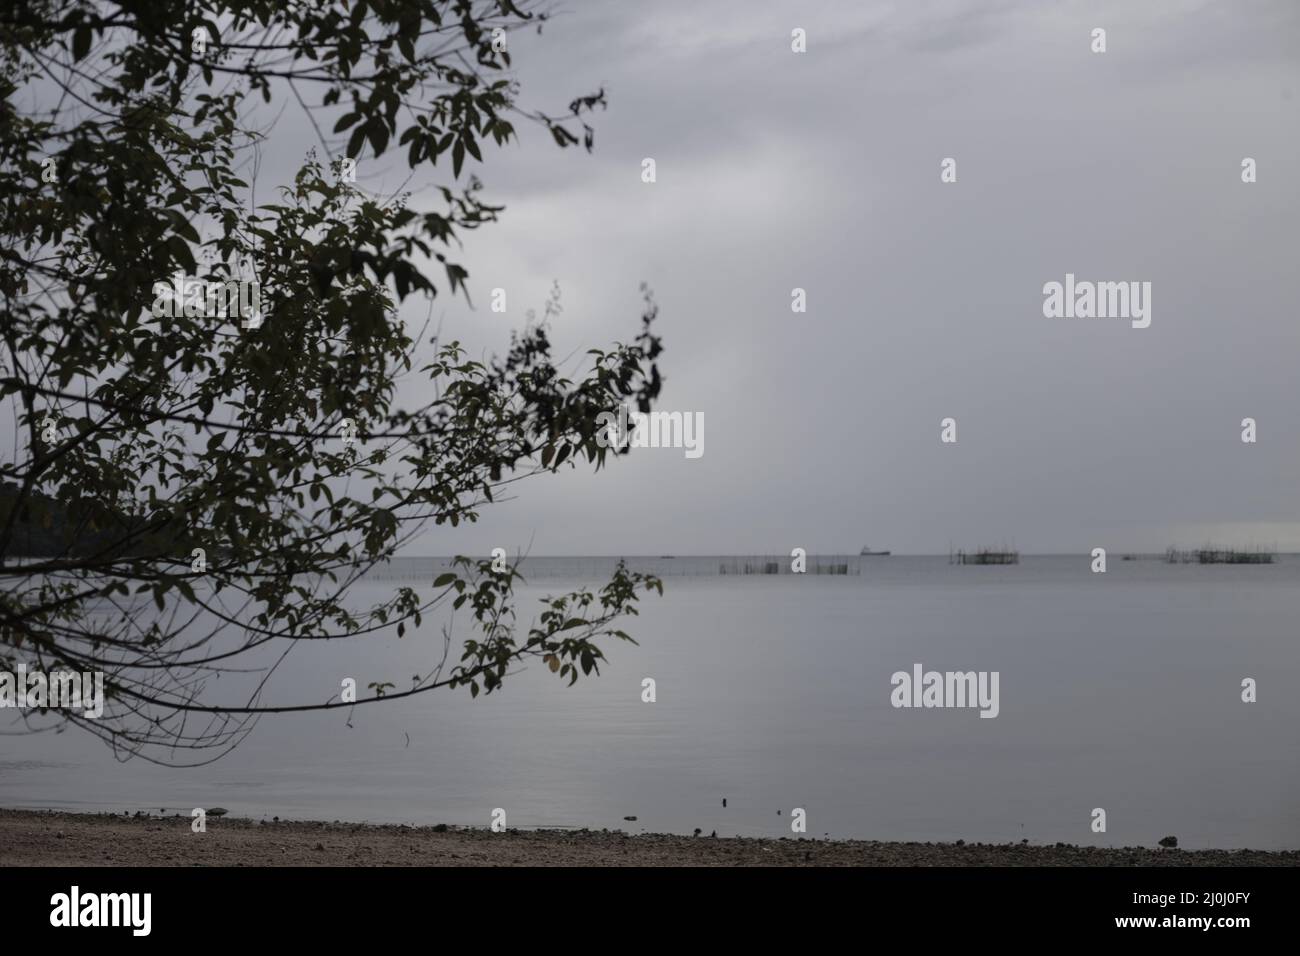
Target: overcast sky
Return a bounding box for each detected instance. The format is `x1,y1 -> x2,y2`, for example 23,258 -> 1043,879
30,0 -> 1300,556
373,0 -> 1294,556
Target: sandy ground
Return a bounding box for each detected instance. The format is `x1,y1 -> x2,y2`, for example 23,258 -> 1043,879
2,809 -> 1296,866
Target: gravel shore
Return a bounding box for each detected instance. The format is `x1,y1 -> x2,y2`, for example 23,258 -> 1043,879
2,809 -> 1296,866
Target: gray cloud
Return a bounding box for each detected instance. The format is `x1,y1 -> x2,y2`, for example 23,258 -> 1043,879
414,0 -> 1299,555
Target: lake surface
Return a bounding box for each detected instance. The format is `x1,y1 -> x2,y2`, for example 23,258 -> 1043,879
3,555 -> 1298,849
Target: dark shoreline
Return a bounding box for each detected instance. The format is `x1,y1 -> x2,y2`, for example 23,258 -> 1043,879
2,809 -> 1296,867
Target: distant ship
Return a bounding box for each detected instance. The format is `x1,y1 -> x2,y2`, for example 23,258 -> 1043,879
859,546 -> 891,556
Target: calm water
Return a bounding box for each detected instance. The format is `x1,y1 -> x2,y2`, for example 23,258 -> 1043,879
3,555 -> 1298,849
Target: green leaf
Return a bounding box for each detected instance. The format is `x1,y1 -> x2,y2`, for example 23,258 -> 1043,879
367,120 -> 389,156
72,26 -> 91,62
347,125 -> 367,158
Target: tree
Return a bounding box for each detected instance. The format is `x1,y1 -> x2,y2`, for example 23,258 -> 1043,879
0,0 -> 664,764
